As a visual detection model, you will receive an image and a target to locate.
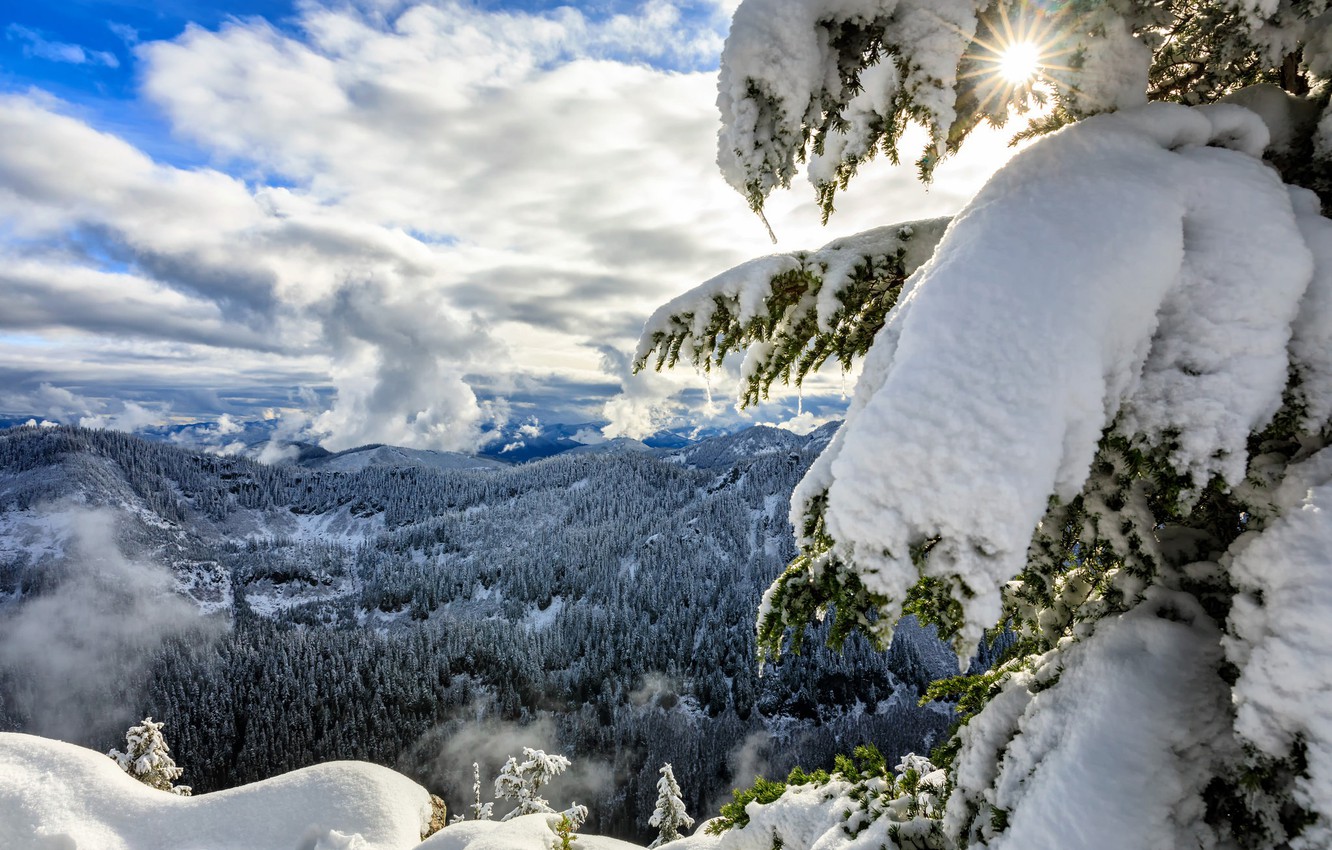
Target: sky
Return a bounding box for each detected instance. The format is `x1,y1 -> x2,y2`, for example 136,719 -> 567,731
0,0 -> 1014,453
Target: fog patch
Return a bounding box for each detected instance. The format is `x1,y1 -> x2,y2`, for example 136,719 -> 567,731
629,672 -> 681,710
728,728 -> 773,785
0,506 -> 215,745
705,729 -> 774,817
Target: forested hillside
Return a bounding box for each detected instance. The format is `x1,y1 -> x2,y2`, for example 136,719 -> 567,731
0,424 -> 970,841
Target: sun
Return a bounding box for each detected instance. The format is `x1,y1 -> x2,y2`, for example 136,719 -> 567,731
998,40 -> 1042,83
954,5 -> 1074,116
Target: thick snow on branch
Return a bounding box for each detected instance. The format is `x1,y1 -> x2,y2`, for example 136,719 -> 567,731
1226,448 -> 1332,848
1288,188 -> 1332,428
717,0 -> 983,204
634,217 -> 950,403
946,592 -> 1232,848
795,102 -> 1322,653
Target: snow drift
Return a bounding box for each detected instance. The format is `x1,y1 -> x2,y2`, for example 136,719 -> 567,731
0,733 -> 433,850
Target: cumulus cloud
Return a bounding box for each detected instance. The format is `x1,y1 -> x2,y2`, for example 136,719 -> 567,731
570,427 -> 605,445
213,413 -> 244,436
0,93 -> 503,450
0,0 -> 1004,444
79,400 -> 168,432
0,382 -> 170,432
599,342 -> 688,440
764,409 -> 841,436
310,277 -> 502,451
248,403 -> 321,464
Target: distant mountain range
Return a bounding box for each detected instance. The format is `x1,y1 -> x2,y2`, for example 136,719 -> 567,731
0,416 -> 735,466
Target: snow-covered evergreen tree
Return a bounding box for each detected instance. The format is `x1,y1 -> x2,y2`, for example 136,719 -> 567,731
640,1 -> 1332,847
648,762 -> 694,847
470,761 -> 494,821
494,747 -> 570,821
563,802 -> 589,830
107,716 -> 191,796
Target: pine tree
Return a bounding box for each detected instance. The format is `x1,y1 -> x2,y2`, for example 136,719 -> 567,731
640,1 -> 1332,847
107,716 -> 192,796
647,762 -> 693,848
494,747 -> 571,821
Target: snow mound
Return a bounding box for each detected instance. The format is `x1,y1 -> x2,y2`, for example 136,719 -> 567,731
418,813 -> 645,850
794,101 -> 1319,653
0,733 -> 432,850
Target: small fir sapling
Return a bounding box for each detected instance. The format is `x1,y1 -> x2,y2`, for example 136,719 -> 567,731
494,747 -> 571,820
471,762 -> 494,821
107,716 -> 191,796
648,762 -> 694,847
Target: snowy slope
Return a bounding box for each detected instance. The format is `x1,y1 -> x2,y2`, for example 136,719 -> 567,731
0,732 -> 695,850
0,733 -> 432,850
420,815 -> 651,849
665,425 -> 814,470
562,437 -> 656,456
301,444 -> 511,473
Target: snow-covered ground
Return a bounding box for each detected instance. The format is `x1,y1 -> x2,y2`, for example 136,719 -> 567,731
0,732 -> 711,850
0,733 -> 433,850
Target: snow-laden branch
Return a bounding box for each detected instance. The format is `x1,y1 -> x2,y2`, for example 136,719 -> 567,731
716,0 -> 1332,216
791,102 -> 1328,655
634,217 -> 950,407
718,0 -> 985,212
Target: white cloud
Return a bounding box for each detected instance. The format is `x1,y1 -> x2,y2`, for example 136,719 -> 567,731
597,342 -> 693,439
6,25 -> 120,68
0,0 -> 1010,445
569,427 -> 604,445
257,407 -> 315,464
79,401 -> 168,432
0,383 -> 165,433
214,413 -> 244,435
108,23 -> 140,46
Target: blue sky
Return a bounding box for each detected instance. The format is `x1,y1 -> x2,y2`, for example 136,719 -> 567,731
3,2 -> 288,156
0,0 -> 1001,453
